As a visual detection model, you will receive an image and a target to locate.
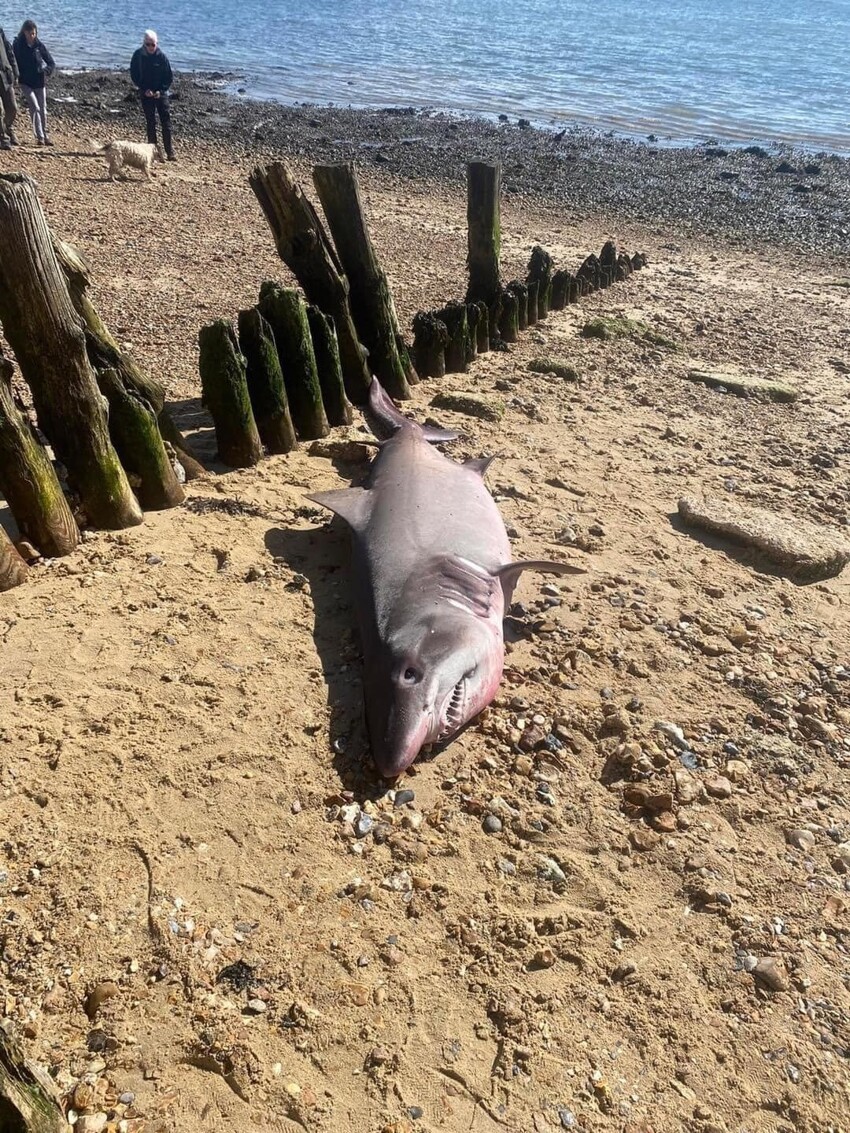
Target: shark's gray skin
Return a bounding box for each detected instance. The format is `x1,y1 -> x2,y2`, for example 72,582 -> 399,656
309,379 -> 583,778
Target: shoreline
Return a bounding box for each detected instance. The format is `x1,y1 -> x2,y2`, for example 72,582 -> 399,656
45,67 -> 850,260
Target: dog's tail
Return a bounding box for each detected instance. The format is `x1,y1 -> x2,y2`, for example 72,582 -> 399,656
89,138 -> 109,153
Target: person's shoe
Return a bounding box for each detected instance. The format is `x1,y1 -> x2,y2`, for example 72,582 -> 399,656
43,136 -> 54,146
0,140 -> 10,151
166,152 -> 177,162
36,136 -> 45,145
7,130 -> 18,146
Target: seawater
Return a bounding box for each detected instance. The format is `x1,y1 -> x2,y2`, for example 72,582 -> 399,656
25,0 -> 850,153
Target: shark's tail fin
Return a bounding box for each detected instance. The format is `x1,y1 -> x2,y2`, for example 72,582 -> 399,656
366,377 -> 458,444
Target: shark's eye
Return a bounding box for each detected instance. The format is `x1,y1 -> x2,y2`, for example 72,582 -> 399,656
403,667 -> 420,683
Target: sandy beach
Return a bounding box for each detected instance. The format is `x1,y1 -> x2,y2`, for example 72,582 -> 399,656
1,72 -> 849,1133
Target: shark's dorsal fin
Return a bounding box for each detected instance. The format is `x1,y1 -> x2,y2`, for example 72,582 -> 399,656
307,487 -> 371,531
463,455 -> 497,477
367,378 -> 458,444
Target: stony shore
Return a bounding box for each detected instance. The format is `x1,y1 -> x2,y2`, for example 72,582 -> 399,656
48,67 -> 850,258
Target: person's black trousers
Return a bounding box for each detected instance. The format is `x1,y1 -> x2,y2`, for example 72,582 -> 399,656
141,94 -> 173,157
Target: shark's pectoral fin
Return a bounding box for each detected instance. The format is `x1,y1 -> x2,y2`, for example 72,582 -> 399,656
307,487 -> 371,531
495,558 -> 587,594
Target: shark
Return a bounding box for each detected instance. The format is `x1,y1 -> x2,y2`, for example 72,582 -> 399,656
309,379 -> 583,778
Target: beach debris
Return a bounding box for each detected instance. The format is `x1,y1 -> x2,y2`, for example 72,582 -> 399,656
528,357 -> 580,382
581,315 -> 679,349
430,390 -> 505,421
678,494 -> 850,581
683,367 -> 797,402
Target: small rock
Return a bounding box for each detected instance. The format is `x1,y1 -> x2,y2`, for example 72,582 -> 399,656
705,776 -> 733,799
394,789 -> 415,807
354,814 -> 374,838
753,956 -> 788,992
785,828 -> 815,852
244,997 -> 268,1014
76,1117 -> 108,1133
482,814 -> 503,834
630,827 -> 661,852
84,981 -> 119,1021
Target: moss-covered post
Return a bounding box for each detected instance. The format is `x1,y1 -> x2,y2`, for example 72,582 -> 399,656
306,306 -> 354,427
237,306 -> 297,454
616,252 -> 633,281
259,285 -> 330,441
526,279 -> 539,326
435,301 -> 470,373
248,163 -> 371,404
599,240 -> 618,288
0,1022 -> 68,1130
465,161 -> 502,336
577,254 -> 600,292
498,288 -> 519,343
471,300 -> 489,353
198,320 -> 263,468
528,246 -> 553,319
54,237 -> 203,484
465,304 -> 481,364
312,163 -> 416,400
0,174 -> 142,529
0,350 -> 79,556
507,280 -> 529,331
412,311 -> 448,379
550,269 -> 570,310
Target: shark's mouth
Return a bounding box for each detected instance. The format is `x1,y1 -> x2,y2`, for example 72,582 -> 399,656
438,679 -> 466,741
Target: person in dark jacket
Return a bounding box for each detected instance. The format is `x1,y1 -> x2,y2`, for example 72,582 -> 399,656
0,26 -> 19,148
130,30 -> 175,161
12,20 -> 54,145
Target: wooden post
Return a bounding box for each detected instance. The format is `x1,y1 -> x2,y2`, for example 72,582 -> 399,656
498,289 -> 519,343
0,526 -> 28,590
527,246 -> 553,319
526,280 -> 539,326
471,300 -> 489,353
568,276 -> 582,304
198,320 -> 263,467
0,350 -> 79,556
600,240 -> 618,288
312,163 -> 415,400
507,281 -> 529,331
465,304 -> 480,364
435,301 -> 470,373
0,1022 -> 68,1130
259,285 -> 330,441
550,269 -> 570,310
577,254 -> 601,292
465,161 -> 503,338
631,252 -> 647,270
237,307 -> 297,454
0,174 -> 142,529
248,163 -> 371,405
412,311 -> 448,379
306,306 -> 354,427
54,238 -> 203,484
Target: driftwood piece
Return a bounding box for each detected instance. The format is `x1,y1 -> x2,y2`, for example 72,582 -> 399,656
435,301 -> 471,373
0,526 -> 27,591
678,495 -> 850,582
237,307 -> 297,454
198,320 -> 263,467
0,350 -> 79,556
507,280 -> 529,331
527,245 -> 553,318
412,311 -> 448,379
498,288 -> 519,343
0,174 -> 141,529
54,238 -> 203,482
313,163 -> 415,400
248,162 -> 371,404
306,306 -> 354,426
0,1022 -> 66,1130
259,285 -> 330,440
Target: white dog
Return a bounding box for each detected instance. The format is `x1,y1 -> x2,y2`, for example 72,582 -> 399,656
94,139 -> 165,181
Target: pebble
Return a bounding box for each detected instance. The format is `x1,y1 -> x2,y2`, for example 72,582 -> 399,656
785,828 -> 816,852
497,858 -> 516,876
76,1117 -> 108,1133
354,814 -> 374,838
537,856 -> 567,884
705,776 -> 733,799
654,720 -> 688,749
752,956 -> 788,992
482,814 -> 503,834
245,998 -> 268,1014
394,789 -> 415,807
407,1105 -> 424,1120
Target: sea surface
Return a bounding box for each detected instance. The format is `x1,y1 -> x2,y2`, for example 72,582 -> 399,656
22,0 -> 850,153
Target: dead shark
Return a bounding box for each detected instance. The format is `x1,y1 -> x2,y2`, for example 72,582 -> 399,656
309,379 -> 584,778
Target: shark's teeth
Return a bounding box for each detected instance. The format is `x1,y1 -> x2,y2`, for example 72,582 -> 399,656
440,680 -> 465,739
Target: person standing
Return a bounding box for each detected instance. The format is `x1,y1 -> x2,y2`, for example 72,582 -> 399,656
130,29 -> 175,161
0,26 -> 19,149
12,19 -> 54,146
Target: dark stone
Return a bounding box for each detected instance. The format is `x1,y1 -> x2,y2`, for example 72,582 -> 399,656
216,960 -> 256,991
